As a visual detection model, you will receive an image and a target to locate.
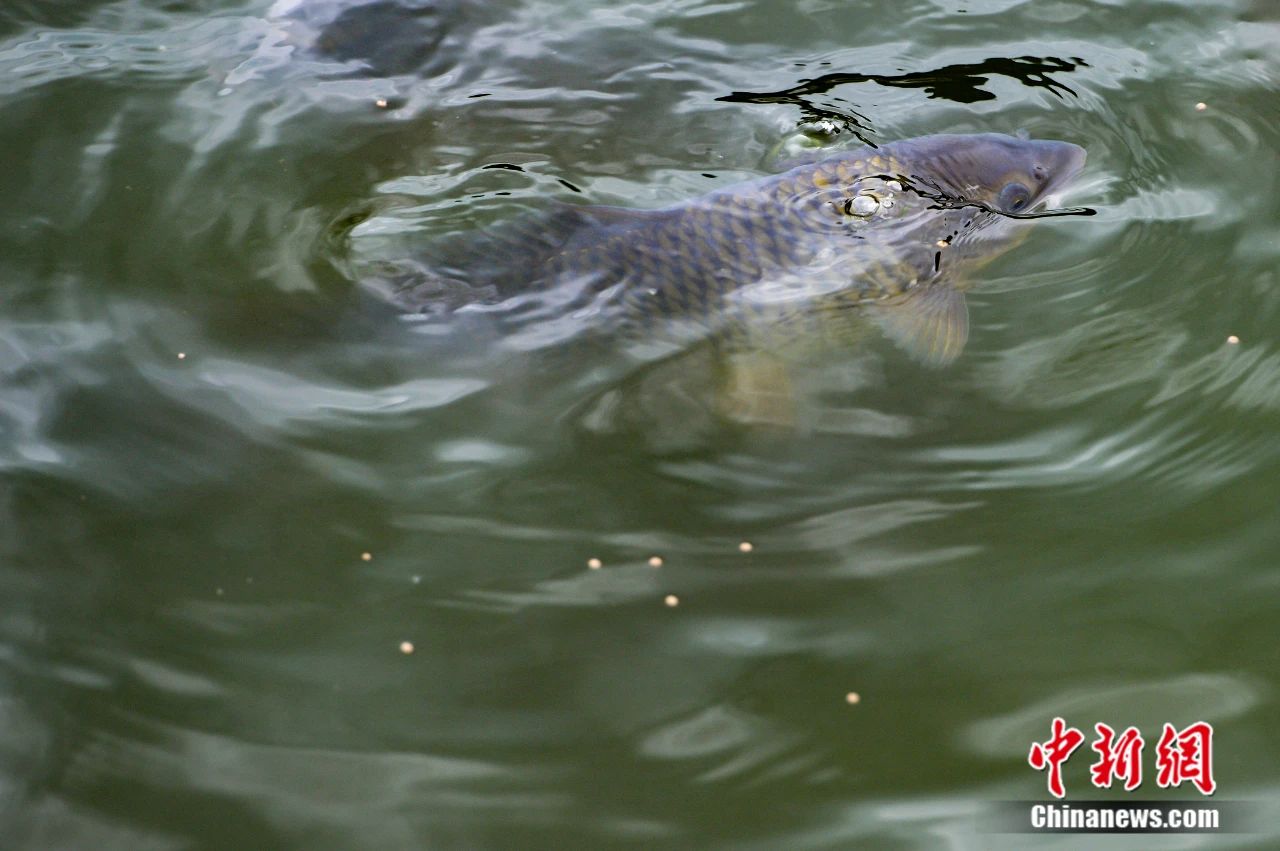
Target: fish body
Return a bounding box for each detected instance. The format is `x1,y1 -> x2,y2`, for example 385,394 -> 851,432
390,133 -> 1087,364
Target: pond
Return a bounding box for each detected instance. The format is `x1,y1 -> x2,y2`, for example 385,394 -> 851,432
1,0 -> 1277,846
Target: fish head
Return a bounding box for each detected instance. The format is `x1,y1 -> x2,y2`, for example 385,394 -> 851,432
893,133 -> 1087,214
847,133 -> 1089,287
804,133 -> 1088,365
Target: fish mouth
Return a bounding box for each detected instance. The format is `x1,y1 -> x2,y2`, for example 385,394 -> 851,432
1025,140 -> 1087,213
1059,142 -> 1088,186
1043,140 -> 1088,196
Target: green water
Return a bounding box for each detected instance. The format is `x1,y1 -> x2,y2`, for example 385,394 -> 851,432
1,0 -> 1278,848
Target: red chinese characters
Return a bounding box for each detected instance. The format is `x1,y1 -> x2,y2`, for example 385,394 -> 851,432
1155,721 -> 1216,795
1028,716 -> 1085,799
1089,723 -> 1144,791
1028,718 -> 1216,798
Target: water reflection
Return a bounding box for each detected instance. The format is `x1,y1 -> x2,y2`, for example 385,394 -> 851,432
1,0 -> 1278,847
720,55 -> 1088,142
963,673 -> 1263,759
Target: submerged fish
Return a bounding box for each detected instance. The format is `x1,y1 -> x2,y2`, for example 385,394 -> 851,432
381,133 -> 1087,365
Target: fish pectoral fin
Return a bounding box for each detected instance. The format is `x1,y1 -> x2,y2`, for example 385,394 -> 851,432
719,351 -> 798,428
868,286 -> 969,367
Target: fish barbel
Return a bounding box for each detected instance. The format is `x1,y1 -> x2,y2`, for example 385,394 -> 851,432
385,133 -> 1087,365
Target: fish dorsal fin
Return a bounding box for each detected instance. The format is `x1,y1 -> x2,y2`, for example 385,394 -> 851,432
869,285 -> 969,366
540,202 -> 677,252
544,200 -> 671,229
578,204 -> 666,225
458,203 -> 661,272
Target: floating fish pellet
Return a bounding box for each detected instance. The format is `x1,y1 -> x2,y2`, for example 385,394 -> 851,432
738,541 -> 753,553
361,552 -> 373,562
648,556 -> 664,568
664,594 -> 679,607
1227,335 -> 1240,345
845,692 -> 861,705
587,557 -> 602,570
399,641 -> 414,654
375,98 -> 389,108
1195,102 -> 1207,111
177,352 -> 186,360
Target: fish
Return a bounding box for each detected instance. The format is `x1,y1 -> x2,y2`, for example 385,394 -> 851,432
379,133 -> 1088,367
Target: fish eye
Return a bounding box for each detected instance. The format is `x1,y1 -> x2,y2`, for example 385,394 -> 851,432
998,182 -> 1031,213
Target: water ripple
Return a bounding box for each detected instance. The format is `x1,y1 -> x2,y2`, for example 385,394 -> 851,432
962,673 -> 1264,758
1,0 -> 1278,847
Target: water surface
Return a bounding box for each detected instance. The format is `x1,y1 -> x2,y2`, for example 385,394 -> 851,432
1,0 -> 1278,847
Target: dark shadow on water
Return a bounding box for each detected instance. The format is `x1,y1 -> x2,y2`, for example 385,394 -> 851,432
285,0 -> 500,80
720,55 -> 1089,143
